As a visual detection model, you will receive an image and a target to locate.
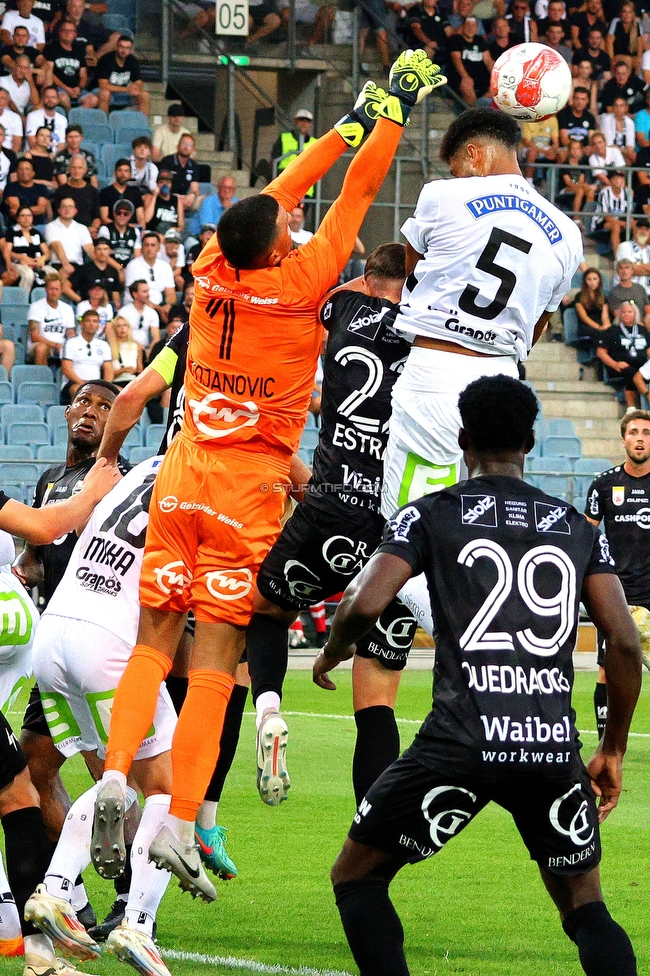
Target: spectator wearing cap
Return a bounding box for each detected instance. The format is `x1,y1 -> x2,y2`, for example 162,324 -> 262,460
54,123 -> 98,187
144,169 -> 184,235
130,135 -> 158,196
152,103 -> 191,163
160,132 -> 199,210
63,237 -> 120,306
96,34 -> 150,116
189,175 -> 237,236
51,153 -> 100,235
124,230 -> 175,324
608,258 -> 650,316
271,109 -> 317,195
186,222 -> 214,268
97,198 -> 141,268
45,195 -> 94,277
616,219 -> 650,291
160,228 -> 186,291
99,158 -> 145,227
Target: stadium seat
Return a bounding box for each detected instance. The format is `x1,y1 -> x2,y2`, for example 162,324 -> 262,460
121,426 -> 142,449
13,343 -> 24,365
17,382 -> 59,406
52,423 -> 68,444
547,418 -> 576,437
562,307 -> 594,365
0,445 -> 33,459
573,457 -> 611,496
83,124 -> 113,145
46,405 -> 67,428
527,437 -> 541,459
526,455 -> 572,498
30,287 -> 46,304
1,287 -> 29,305
145,424 -> 165,447
198,182 -> 216,199
298,447 -> 314,466
0,366 -> 8,383
1,305 -> 29,329
36,444 -> 66,463
1,404 -> 43,425
101,143 -> 133,171
572,495 -> 587,512
129,445 -> 158,464
116,127 -> 152,145
2,484 -> 26,503
299,427 -> 319,452
0,383 -> 11,404
69,107 -> 108,127
541,435 -> 582,460
7,422 -> 49,447
109,110 -> 150,131
0,461 -> 40,483
0,325 -> 16,344
11,365 -> 54,392
102,13 -> 133,32
81,138 -> 100,160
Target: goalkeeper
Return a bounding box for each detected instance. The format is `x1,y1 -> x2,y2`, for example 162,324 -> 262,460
89,50 -> 447,915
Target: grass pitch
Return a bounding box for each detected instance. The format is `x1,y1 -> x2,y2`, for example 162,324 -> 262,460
2,669 -> 649,976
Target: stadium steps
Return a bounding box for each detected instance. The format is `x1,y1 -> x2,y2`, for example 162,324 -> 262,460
527,342 -> 623,462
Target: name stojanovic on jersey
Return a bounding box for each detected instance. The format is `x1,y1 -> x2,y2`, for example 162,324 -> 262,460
395,175 -> 582,361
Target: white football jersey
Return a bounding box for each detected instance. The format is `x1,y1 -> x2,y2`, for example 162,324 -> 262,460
44,456 -> 162,645
0,568 -> 38,714
397,173 -> 582,362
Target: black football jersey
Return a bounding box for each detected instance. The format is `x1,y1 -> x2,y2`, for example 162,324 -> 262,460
586,464 -> 650,607
32,454 -> 130,606
379,475 -> 616,781
159,322 -> 188,454
310,290 -> 410,515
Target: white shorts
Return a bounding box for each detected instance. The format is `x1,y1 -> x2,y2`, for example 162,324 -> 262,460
381,347 -> 520,518
32,614 -> 176,760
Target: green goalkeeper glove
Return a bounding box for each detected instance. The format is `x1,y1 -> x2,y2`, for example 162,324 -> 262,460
334,80 -> 388,148
376,49 -> 447,126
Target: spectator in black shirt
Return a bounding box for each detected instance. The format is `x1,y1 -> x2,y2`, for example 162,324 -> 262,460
54,123 -> 98,186
597,300 -> 650,405
572,27 -> 612,81
64,238 -> 120,305
3,204 -> 54,291
23,124 -> 55,188
143,168 -> 183,236
186,221 -> 213,268
557,87 -> 597,157
99,158 -> 144,227
505,0 -> 538,43
96,199 -> 141,266
486,16 -> 513,59
601,59 -> 647,114
43,18 -> 96,111
1,24 -> 44,82
96,35 -> 149,116
159,133 -> 198,210
536,0 -> 570,43
51,153 -> 99,234
4,157 -> 49,221
570,0 -> 608,49
56,0 -> 119,59
32,0 -> 64,30
447,17 -> 492,104
403,0 -> 451,63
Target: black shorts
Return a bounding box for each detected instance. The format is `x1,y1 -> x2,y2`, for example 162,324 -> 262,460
349,753 -> 601,877
0,711 -> 27,790
21,683 -> 50,738
257,499 -> 417,669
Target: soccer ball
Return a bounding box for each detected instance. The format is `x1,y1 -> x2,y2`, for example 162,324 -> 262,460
490,42 -> 572,122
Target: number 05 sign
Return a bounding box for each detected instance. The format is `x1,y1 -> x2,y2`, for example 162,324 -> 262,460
216,0 -> 249,35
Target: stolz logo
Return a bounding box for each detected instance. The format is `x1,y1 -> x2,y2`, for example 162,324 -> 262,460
347,305 -> 390,340
535,501 -> 570,534
283,559 -> 321,601
375,614 -> 417,651
159,495 -> 178,513
421,785 -> 477,849
388,506 -> 421,543
153,560 -> 189,595
206,568 -> 253,601
189,392 -> 260,438
461,494 -> 497,527
549,783 -> 594,847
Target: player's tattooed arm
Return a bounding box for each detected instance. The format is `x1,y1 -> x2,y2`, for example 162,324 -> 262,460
582,572 -> 642,822
313,551 -> 412,690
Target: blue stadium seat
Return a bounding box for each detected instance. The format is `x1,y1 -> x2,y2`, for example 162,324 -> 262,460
109,110 -> 150,131
299,427 -> 319,452
563,307 -> 594,365
0,445 -> 33,459
0,383 -> 11,404
52,423 -> 68,444
547,418 -> 576,437
101,143 -> 132,172
82,124 -> 113,145
30,287 -> 46,304
573,457 -> 611,496
526,456 -> 572,498
572,495 -> 587,513
7,422 -> 49,447
145,424 -> 165,447
97,175 -> 112,191
81,139 -> 100,160
115,127 -> 152,145
0,366 -> 8,383
1,287 -> 29,306
121,426 -> 142,448
17,382 -> 59,406
1,325 -> 16,344
46,405 -> 67,428
36,444 -> 66,463
0,461 -> 40,482
542,435 -> 582,460
527,438 -> 541,459
1,404 -> 43,425
1,306 -> 29,330
11,366 -> 53,393
1,484 -> 27,503
298,447 -> 314,466
128,446 -> 157,464
69,107 -> 108,127
198,182 -> 216,198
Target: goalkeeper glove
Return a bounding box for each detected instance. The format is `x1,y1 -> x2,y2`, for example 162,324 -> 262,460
376,49 -> 447,126
334,80 -> 388,148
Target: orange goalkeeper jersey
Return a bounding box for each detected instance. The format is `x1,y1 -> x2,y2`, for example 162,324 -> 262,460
185,121 -> 403,457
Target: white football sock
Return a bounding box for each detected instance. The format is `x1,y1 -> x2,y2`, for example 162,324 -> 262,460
125,794 -> 172,937
196,800 -> 217,830
24,933 -> 54,961
71,880 -> 89,912
165,813 -> 194,847
255,691 -> 281,728
44,784 -> 99,901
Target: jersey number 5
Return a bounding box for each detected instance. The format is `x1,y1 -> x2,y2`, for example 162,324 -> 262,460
458,539 -> 576,657
458,228 -> 532,321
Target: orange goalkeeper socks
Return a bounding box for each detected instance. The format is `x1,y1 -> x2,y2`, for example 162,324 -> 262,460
169,669 -> 235,821
105,644 -> 173,777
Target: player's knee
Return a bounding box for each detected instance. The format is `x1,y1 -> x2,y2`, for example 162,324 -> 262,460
562,901 -> 637,976
0,768 -> 40,817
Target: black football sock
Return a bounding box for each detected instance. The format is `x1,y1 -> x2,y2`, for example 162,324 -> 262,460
205,684 -> 249,802
594,683 -> 607,740
165,675 -> 188,716
246,613 -> 289,703
2,806 -> 50,937
113,844 -> 132,897
334,878 -> 410,976
563,901 -> 636,975
353,706 -> 400,807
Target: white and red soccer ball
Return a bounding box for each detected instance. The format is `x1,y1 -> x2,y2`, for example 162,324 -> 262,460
490,42 -> 573,122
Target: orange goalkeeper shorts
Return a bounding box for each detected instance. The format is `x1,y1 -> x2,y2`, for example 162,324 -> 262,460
140,433 -> 290,626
